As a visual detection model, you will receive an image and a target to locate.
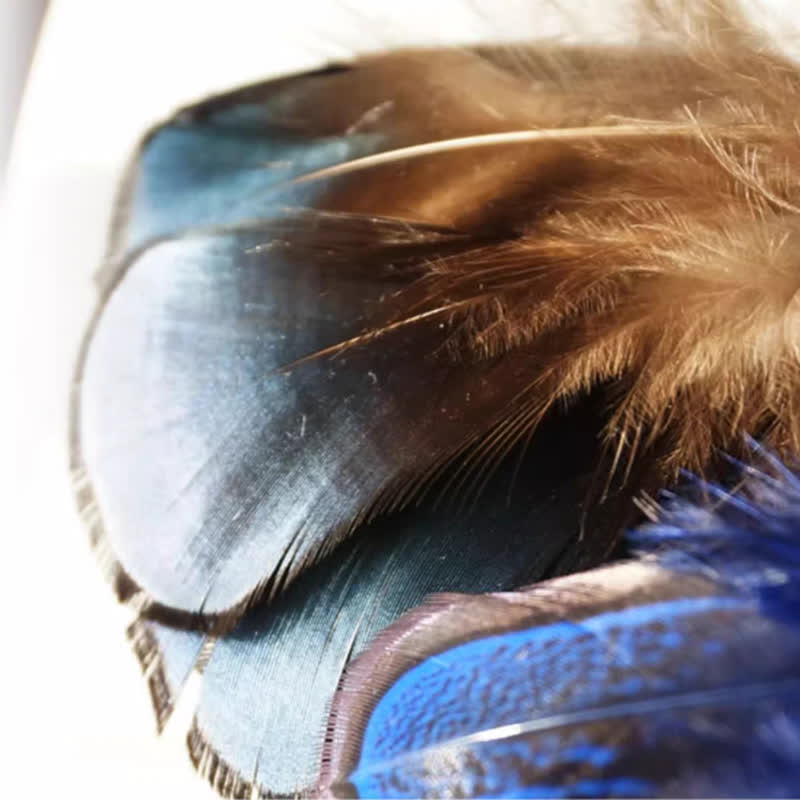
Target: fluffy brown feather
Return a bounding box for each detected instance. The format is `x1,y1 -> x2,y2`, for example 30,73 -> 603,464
283,0 -> 800,487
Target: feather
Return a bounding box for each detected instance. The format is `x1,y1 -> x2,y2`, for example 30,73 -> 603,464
76,221 -> 635,628
182,405 -> 621,797
324,455 -> 800,798
73,46 -> 664,629
292,24 -> 800,483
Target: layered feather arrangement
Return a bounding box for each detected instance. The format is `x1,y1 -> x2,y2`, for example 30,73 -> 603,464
72,1 -> 800,796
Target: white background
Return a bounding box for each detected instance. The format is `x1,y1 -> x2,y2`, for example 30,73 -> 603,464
1,1 -> 796,798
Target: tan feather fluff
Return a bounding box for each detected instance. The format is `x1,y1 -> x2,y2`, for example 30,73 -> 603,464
289,0 -> 800,487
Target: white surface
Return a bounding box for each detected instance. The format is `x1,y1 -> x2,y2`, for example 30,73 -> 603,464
0,0 -> 47,183
1,1 -> 797,798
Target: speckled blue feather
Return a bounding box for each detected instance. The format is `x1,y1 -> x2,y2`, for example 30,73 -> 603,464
341,456 -> 800,798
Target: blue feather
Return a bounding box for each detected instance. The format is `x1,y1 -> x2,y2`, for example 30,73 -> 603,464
630,450 -> 800,623
326,458 -> 800,798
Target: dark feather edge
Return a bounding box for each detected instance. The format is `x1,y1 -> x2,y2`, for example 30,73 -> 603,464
126,618 -> 181,733
187,716 -> 292,799
68,64 -> 366,636
66,104 -> 476,635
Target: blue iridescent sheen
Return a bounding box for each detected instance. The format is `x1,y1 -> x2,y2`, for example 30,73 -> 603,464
630,450 -> 800,623
125,125 -> 378,250
347,459 -> 800,798
193,416 -> 603,795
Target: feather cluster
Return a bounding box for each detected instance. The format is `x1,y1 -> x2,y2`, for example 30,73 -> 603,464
71,1 -> 800,796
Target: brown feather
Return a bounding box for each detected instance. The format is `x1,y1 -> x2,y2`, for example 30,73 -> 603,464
279,0 -> 800,486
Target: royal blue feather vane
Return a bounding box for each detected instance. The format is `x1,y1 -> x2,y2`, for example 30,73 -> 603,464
71,2 -> 800,797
